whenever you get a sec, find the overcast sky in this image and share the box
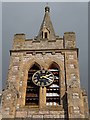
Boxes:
[1,0,89,2]
[2,2,89,105]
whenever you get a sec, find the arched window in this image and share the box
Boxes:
[25,63,41,106]
[46,62,60,106]
[45,32,47,38]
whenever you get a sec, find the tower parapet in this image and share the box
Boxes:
[14,33,26,40]
[64,32,76,48]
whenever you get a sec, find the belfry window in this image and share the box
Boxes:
[46,62,60,106]
[45,32,47,38]
[25,63,40,106]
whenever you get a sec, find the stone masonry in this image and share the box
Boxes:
[2,6,89,119]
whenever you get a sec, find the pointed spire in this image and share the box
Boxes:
[37,6,56,40]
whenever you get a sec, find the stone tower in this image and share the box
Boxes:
[2,6,89,119]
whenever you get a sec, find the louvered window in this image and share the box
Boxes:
[46,62,60,106]
[25,63,40,106]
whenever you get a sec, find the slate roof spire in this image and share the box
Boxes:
[37,6,56,40]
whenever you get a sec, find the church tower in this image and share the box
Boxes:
[2,6,89,119]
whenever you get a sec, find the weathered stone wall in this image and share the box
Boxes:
[82,89,89,118]
[8,51,65,106]
[15,110,65,118]
[2,32,89,119]
[65,50,86,118]
[64,32,76,48]
[12,34,64,50]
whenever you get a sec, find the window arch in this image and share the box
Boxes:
[46,62,60,106]
[49,62,60,70]
[25,63,41,106]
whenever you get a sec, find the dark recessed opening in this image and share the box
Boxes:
[45,32,47,38]
[25,63,40,106]
[42,31,43,38]
[46,62,60,106]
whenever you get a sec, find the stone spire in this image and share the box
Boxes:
[37,6,56,40]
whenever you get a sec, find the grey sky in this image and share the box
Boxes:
[1,0,89,2]
[2,2,88,105]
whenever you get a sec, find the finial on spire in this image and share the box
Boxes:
[45,4,50,13]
